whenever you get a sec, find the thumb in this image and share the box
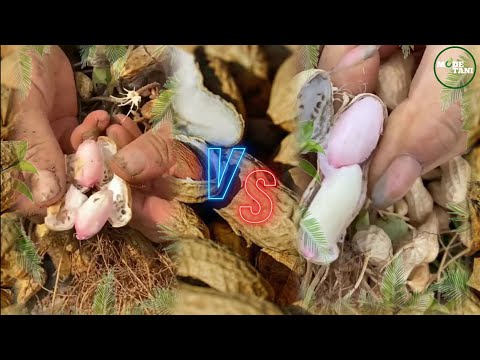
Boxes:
[368,46,468,209]
[11,109,67,214]
[108,121,177,184]
[109,121,203,190]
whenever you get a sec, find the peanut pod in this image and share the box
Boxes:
[352,225,393,267]
[375,50,415,111]
[124,46,245,147]
[215,153,301,254]
[175,237,273,301]
[174,282,283,315]
[299,91,388,265]
[404,177,434,225]
[428,156,471,209]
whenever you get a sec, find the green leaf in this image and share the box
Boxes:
[298,120,314,143]
[157,223,182,242]
[92,67,111,93]
[12,47,32,100]
[354,210,370,231]
[79,45,97,68]
[92,271,116,315]
[150,45,168,60]
[447,200,470,234]
[140,288,176,315]
[331,295,359,315]
[150,76,179,128]
[15,179,34,202]
[31,45,51,58]
[301,140,325,155]
[461,86,474,130]
[434,264,470,305]
[359,289,384,314]
[380,256,408,313]
[298,159,321,183]
[105,45,128,80]
[373,215,409,243]
[15,221,44,284]
[299,45,320,70]
[400,290,434,314]
[17,160,38,174]
[300,211,329,263]
[12,140,28,161]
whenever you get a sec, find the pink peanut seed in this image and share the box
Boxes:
[327,97,384,168]
[75,189,114,240]
[74,139,104,188]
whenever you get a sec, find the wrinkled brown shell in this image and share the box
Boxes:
[407,263,432,293]
[467,257,480,292]
[256,251,303,306]
[286,167,312,194]
[267,55,304,132]
[34,225,76,282]
[1,166,20,213]
[1,288,13,308]
[120,45,159,80]
[141,99,155,120]
[175,237,273,300]
[1,214,46,305]
[174,282,283,315]
[273,132,299,167]
[159,201,210,241]
[261,248,305,275]
[167,176,208,203]
[216,154,300,254]
[203,45,271,116]
[210,221,253,261]
[1,141,30,212]
[405,177,434,225]
[1,213,22,258]
[196,50,246,118]
[467,180,480,253]
[74,72,93,100]
[352,225,393,267]
[375,51,415,111]
[261,45,300,75]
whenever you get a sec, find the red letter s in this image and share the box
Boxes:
[239,170,277,224]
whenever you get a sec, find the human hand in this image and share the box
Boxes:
[96,114,203,241]
[318,45,468,209]
[3,46,78,218]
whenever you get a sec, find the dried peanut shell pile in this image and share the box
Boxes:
[1,45,479,315]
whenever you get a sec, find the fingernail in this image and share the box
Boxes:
[30,170,62,204]
[113,149,146,177]
[333,45,381,72]
[371,155,422,209]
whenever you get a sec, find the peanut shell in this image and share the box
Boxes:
[216,154,300,254]
[175,237,273,300]
[375,51,415,110]
[174,282,283,315]
[405,177,434,224]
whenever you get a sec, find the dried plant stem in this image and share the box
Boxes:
[442,248,471,271]
[121,257,151,295]
[303,265,329,309]
[437,233,459,283]
[377,209,410,222]
[300,261,313,298]
[51,253,63,314]
[344,255,370,299]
